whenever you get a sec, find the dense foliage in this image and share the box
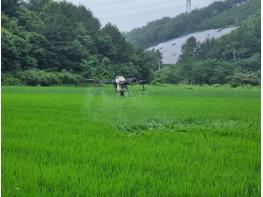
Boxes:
[2,0,161,85]
[155,9,260,86]
[125,0,258,48]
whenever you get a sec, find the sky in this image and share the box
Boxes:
[65,0,216,32]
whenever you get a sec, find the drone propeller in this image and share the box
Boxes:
[83,77,147,91]
[100,80,114,84]
[136,80,147,84]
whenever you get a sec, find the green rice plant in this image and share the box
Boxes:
[2,85,260,196]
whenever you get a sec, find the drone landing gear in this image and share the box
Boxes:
[142,84,145,91]
[114,83,131,97]
[126,86,131,96]
[119,87,130,97]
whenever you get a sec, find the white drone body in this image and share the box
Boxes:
[115,76,126,91]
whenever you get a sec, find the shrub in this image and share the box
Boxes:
[57,71,83,85]
[15,69,84,86]
[2,73,22,85]
[17,69,57,86]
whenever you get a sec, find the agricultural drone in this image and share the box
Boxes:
[85,76,146,96]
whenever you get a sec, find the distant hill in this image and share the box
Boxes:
[125,0,258,48]
[148,27,237,64]
[154,9,260,86]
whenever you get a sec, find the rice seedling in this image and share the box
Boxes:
[2,85,260,196]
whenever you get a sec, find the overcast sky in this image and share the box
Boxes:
[65,0,216,32]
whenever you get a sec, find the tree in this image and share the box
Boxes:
[2,0,19,16]
[26,0,51,12]
[179,36,200,63]
[100,23,130,63]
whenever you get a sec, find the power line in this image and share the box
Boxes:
[93,0,176,14]
[75,0,217,15]
[64,0,217,20]
[76,0,156,6]
[100,4,186,20]
[74,0,215,7]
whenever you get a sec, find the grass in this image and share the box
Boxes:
[2,85,260,196]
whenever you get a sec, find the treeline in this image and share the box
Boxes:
[2,0,161,86]
[155,12,261,86]
[125,0,258,48]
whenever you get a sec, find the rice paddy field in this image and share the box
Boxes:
[2,85,261,196]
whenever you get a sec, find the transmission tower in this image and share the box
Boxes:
[186,0,191,13]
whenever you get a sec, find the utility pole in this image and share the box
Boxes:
[186,0,191,13]
[233,49,236,66]
[157,49,162,71]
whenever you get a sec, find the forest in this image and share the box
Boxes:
[2,0,161,86]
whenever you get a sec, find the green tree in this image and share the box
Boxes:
[179,36,200,63]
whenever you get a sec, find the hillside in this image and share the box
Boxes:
[1,0,161,86]
[148,27,237,64]
[155,11,260,86]
[125,0,259,48]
